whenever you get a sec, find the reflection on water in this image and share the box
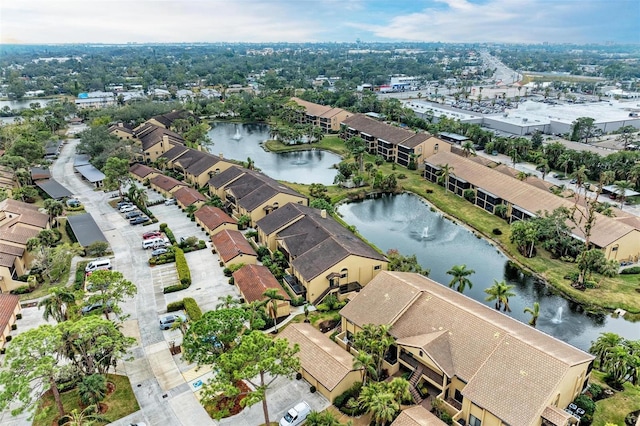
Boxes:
[205,122,341,185]
[337,192,640,351]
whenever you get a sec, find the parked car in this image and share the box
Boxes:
[125,210,142,219]
[81,301,112,315]
[279,402,311,426]
[67,198,81,208]
[143,231,163,239]
[164,198,177,206]
[85,258,112,272]
[151,248,168,257]
[130,216,149,225]
[159,314,187,330]
[116,199,131,208]
[120,205,135,213]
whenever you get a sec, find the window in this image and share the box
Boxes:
[469,415,481,426]
[434,143,439,153]
[454,389,463,403]
[611,245,618,252]
[374,265,381,270]
[340,268,348,278]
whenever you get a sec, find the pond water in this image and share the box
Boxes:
[204,122,341,185]
[0,98,55,111]
[337,192,640,351]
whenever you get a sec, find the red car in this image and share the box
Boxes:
[142,231,162,240]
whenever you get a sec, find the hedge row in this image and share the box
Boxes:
[167,300,185,312]
[159,223,177,245]
[175,247,191,285]
[183,297,202,321]
[149,252,176,266]
[620,266,640,275]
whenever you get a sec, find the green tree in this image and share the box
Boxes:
[78,374,107,407]
[84,270,137,320]
[589,333,623,370]
[85,241,110,257]
[446,264,475,293]
[353,324,394,380]
[263,288,286,333]
[43,198,64,227]
[570,117,598,144]
[615,125,638,149]
[484,280,516,312]
[524,302,540,327]
[183,308,248,365]
[386,249,429,276]
[12,185,39,203]
[576,249,606,286]
[613,180,633,209]
[216,295,240,310]
[358,381,403,426]
[7,139,45,164]
[461,141,476,157]
[306,410,342,426]
[509,219,539,258]
[60,404,109,426]
[345,137,366,173]
[38,287,76,323]
[242,299,268,331]
[0,324,66,419]
[203,331,300,425]
[436,163,454,192]
[353,351,377,385]
[102,157,131,198]
[59,316,135,376]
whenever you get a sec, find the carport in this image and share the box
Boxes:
[35,178,73,200]
[66,213,108,247]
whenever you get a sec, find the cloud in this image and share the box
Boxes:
[352,0,639,43]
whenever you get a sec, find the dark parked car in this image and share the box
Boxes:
[129,216,149,225]
[81,301,112,315]
[125,210,142,219]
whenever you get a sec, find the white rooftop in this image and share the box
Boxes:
[495,100,639,125]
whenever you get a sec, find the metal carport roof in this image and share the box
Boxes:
[66,213,108,247]
[35,179,73,200]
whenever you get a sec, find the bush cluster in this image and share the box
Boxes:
[621,266,640,275]
[75,261,89,290]
[166,300,185,312]
[159,223,177,245]
[148,251,176,266]
[183,297,202,321]
[10,285,32,295]
[334,382,365,416]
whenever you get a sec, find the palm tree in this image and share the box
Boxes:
[306,411,341,426]
[44,199,64,228]
[60,404,109,426]
[446,264,475,293]
[437,163,454,192]
[353,352,377,386]
[484,280,516,312]
[558,153,573,177]
[243,299,268,330]
[263,288,285,333]
[516,171,531,181]
[359,386,399,426]
[603,345,630,386]
[523,302,540,327]
[78,374,107,407]
[589,332,623,369]
[38,287,76,323]
[216,295,240,310]
[386,377,412,404]
[613,180,633,209]
[461,141,476,157]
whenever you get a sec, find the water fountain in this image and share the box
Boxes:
[232,125,242,140]
[421,227,429,239]
[551,306,563,324]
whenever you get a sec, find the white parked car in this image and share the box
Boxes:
[279,401,310,426]
[120,205,135,213]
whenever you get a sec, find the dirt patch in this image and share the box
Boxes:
[204,380,250,419]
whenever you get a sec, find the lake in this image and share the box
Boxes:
[205,122,341,185]
[337,192,640,351]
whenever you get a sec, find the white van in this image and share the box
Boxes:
[142,237,168,249]
[279,401,310,426]
[85,258,112,273]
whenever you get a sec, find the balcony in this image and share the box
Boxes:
[283,275,306,297]
[399,351,444,386]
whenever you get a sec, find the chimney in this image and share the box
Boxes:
[219,153,224,159]
[320,209,327,219]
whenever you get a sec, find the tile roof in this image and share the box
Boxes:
[290,97,337,117]
[342,114,427,146]
[185,153,226,177]
[173,186,206,207]
[222,168,306,211]
[258,203,385,281]
[137,125,184,151]
[129,163,159,178]
[0,199,49,229]
[278,323,357,391]
[160,145,190,162]
[426,151,638,248]
[391,406,447,426]
[30,166,51,181]
[173,148,211,170]
[0,294,20,332]
[211,229,256,263]
[232,264,288,303]
[194,205,237,231]
[340,271,593,426]
[541,405,575,426]
[207,166,245,188]
[150,174,185,192]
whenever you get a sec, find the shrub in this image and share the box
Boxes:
[163,283,188,294]
[167,301,185,312]
[256,245,270,259]
[75,261,89,290]
[316,303,330,312]
[163,227,177,245]
[397,173,407,179]
[159,223,167,231]
[309,385,316,393]
[574,394,596,417]
[223,263,245,277]
[148,257,157,266]
[10,285,31,295]
[621,266,640,275]
[183,297,202,321]
[492,228,503,235]
[175,247,191,286]
[587,383,603,400]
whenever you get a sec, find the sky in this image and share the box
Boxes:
[1,0,639,45]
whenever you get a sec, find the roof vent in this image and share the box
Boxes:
[320,209,327,219]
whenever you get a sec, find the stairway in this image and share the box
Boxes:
[408,366,424,404]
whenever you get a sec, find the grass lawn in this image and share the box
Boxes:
[33,374,139,426]
[288,310,342,329]
[263,136,350,157]
[590,371,640,426]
